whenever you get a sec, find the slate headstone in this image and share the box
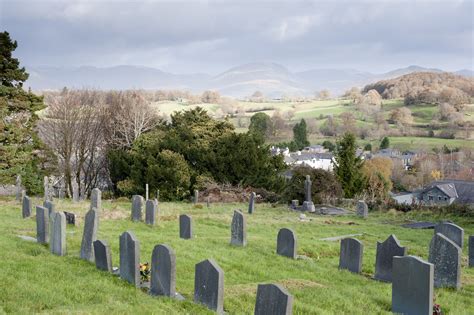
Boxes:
[428,233,461,289]
[194,189,199,204]
[356,200,368,218]
[277,228,297,259]
[51,212,66,256]
[131,195,144,221]
[36,206,49,244]
[291,200,299,209]
[119,231,140,287]
[145,183,149,200]
[63,211,76,225]
[90,188,101,211]
[248,192,256,214]
[230,210,247,246]
[43,200,55,217]
[15,175,22,201]
[80,208,99,262]
[255,283,293,315]
[392,255,433,315]
[374,234,407,282]
[93,239,112,272]
[339,238,363,273]
[22,195,31,218]
[43,176,49,201]
[150,244,176,297]
[72,180,79,202]
[145,199,157,225]
[434,222,464,249]
[469,235,474,268]
[194,259,224,314]
[179,214,192,239]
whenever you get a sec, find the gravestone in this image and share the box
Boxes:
[230,210,247,246]
[428,233,461,289]
[80,208,99,262]
[392,255,433,315]
[145,199,157,225]
[63,211,76,225]
[194,259,224,314]
[374,234,407,282]
[255,283,293,315]
[145,184,149,200]
[93,239,112,272]
[356,200,368,218]
[90,188,101,211]
[179,214,192,239]
[36,206,49,244]
[43,176,50,201]
[291,200,298,209]
[207,196,210,208]
[72,180,79,202]
[434,222,464,249]
[277,228,297,259]
[469,236,474,268]
[248,192,256,214]
[339,238,363,273]
[119,231,140,287]
[43,200,55,217]
[150,244,176,297]
[15,175,22,201]
[194,189,199,204]
[131,195,144,221]
[22,195,31,218]
[51,212,66,256]
[302,175,316,212]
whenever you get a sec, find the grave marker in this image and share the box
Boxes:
[255,283,293,315]
[145,199,157,225]
[36,206,49,244]
[51,212,66,256]
[179,214,192,239]
[374,234,407,282]
[150,244,176,297]
[230,210,247,246]
[90,188,101,211]
[119,231,140,287]
[339,238,363,273]
[356,200,368,218]
[428,233,461,289]
[194,259,224,314]
[277,228,297,259]
[22,195,31,218]
[80,208,99,262]
[131,195,144,221]
[93,240,112,272]
[434,222,464,249]
[248,192,256,214]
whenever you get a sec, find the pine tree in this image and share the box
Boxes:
[293,119,310,149]
[380,137,390,149]
[0,31,29,87]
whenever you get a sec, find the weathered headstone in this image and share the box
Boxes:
[374,234,407,282]
[145,199,157,225]
[131,195,144,221]
[63,211,76,225]
[356,200,368,218]
[119,231,140,287]
[80,208,99,262]
[22,195,31,218]
[71,180,79,202]
[230,210,247,246]
[302,175,316,212]
[15,174,22,201]
[194,259,224,314]
[255,283,293,315]
[428,233,461,289]
[43,200,55,217]
[179,214,192,239]
[291,200,299,209]
[36,206,49,244]
[43,176,49,201]
[194,189,199,204]
[93,239,112,272]
[469,235,474,268]
[248,192,256,214]
[145,184,149,201]
[51,212,66,256]
[277,228,297,259]
[392,255,433,315]
[150,244,176,297]
[90,188,101,211]
[339,238,363,273]
[434,222,464,249]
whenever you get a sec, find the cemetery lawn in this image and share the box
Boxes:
[0,197,473,314]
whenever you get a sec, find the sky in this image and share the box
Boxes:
[1,0,473,74]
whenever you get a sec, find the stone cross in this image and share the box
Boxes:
[194,189,199,204]
[145,184,149,201]
[90,188,101,211]
[255,283,293,315]
[248,192,256,214]
[304,175,312,202]
[80,208,99,262]
[72,180,79,203]
[22,195,32,218]
[374,234,407,282]
[469,236,474,268]
[339,238,363,273]
[93,240,112,272]
[179,214,193,239]
[277,228,297,259]
[43,200,55,217]
[428,233,461,289]
[119,231,140,287]
[392,255,433,315]
[356,201,368,218]
[15,174,22,201]
[145,199,157,225]
[194,259,224,314]
[131,195,144,221]
[230,210,247,246]
[36,206,49,244]
[150,244,176,297]
[51,212,66,256]
[434,222,464,249]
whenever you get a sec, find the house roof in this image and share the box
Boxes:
[426,180,474,204]
[289,152,333,162]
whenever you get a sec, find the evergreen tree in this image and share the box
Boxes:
[248,112,272,140]
[380,136,390,149]
[293,119,310,149]
[0,31,29,87]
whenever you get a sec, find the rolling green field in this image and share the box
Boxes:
[1,197,473,314]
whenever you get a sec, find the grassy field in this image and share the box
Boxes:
[1,197,473,314]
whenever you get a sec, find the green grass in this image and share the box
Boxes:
[0,197,473,314]
[385,136,474,150]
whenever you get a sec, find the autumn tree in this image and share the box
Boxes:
[201,90,220,103]
[389,107,413,126]
[343,87,362,103]
[356,89,382,116]
[362,157,393,201]
[318,89,331,100]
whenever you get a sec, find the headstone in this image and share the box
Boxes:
[156,189,160,201]
[428,233,461,289]
[302,201,316,212]
[43,176,49,200]
[51,212,66,256]
[22,195,31,218]
[119,231,140,287]
[194,259,224,314]
[63,211,76,225]
[356,200,368,218]
[230,210,246,246]
[179,214,192,239]
[90,188,101,211]
[277,228,297,259]
[145,199,157,225]
[150,244,176,297]
[15,174,22,201]
[304,175,312,202]
[206,196,210,208]
[434,222,464,249]
[131,195,144,221]
[392,256,433,315]
[248,192,256,214]
[255,283,293,315]
[80,208,99,262]
[374,234,407,282]
[43,200,55,217]
[145,184,149,201]
[72,180,79,202]
[93,240,112,272]
[36,206,49,244]
[194,189,199,204]
[291,200,298,209]
[339,238,363,273]
[469,236,474,268]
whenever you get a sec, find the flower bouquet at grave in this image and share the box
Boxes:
[139,262,151,282]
